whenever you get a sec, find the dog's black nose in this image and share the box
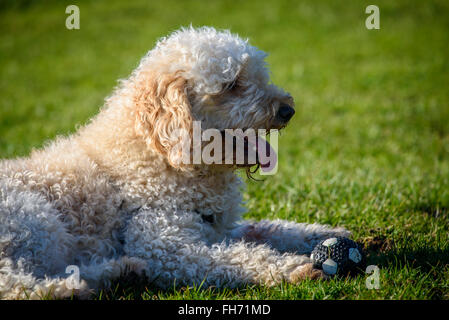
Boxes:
[277,103,295,122]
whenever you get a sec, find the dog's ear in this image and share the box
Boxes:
[134,70,193,170]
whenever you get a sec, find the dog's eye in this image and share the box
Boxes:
[226,80,238,91]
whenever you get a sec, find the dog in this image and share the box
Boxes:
[0,26,349,299]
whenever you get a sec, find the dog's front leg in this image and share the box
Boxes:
[230,219,350,255]
[123,209,326,288]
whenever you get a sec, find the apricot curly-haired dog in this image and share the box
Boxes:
[0,27,349,299]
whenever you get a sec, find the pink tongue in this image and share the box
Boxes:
[249,135,277,173]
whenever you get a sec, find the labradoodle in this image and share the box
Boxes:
[0,26,349,299]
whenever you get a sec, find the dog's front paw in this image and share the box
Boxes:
[289,263,328,283]
[332,227,351,238]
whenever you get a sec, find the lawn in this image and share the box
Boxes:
[1,0,448,299]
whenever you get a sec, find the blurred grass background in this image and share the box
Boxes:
[1,0,449,299]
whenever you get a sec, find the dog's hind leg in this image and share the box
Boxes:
[230,219,351,254]
[76,256,147,292]
[0,185,84,299]
[0,257,93,299]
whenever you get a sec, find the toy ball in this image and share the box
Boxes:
[311,237,366,276]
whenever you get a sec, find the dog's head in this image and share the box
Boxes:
[132,26,294,172]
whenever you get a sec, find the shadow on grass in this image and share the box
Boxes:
[413,203,449,219]
[94,272,239,300]
[367,247,449,273]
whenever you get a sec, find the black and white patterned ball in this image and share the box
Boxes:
[311,237,366,276]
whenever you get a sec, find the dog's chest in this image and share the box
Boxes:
[121,171,244,224]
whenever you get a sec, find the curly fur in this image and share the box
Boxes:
[0,26,349,299]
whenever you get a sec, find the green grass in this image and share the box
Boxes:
[1,0,449,299]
